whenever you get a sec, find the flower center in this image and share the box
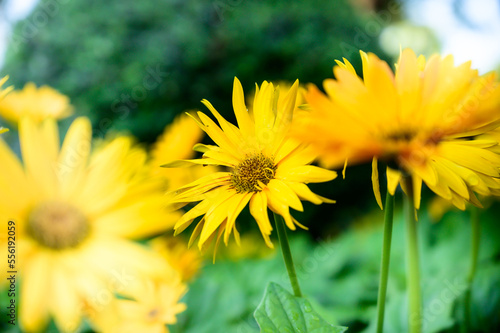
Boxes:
[148,308,160,321]
[385,129,417,142]
[27,201,90,249]
[230,153,276,193]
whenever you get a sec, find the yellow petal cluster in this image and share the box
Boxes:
[165,78,336,252]
[294,49,500,210]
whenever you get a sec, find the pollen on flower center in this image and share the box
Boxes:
[230,153,276,193]
[27,201,90,249]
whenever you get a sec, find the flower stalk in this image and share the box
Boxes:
[376,190,395,333]
[273,212,302,297]
[463,206,481,332]
[403,175,422,333]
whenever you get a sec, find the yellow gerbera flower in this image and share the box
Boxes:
[0,82,73,124]
[0,117,181,332]
[150,113,218,191]
[165,78,337,250]
[92,277,187,333]
[294,49,500,210]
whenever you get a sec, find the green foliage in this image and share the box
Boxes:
[2,0,388,143]
[254,282,348,333]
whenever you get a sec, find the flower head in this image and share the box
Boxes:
[0,82,72,124]
[165,78,336,251]
[0,117,181,332]
[294,49,500,210]
[92,278,187,333]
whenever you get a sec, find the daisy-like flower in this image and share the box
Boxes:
[294,49,500,210]
[150,113,218,191]
[0,82,73,124]
[165,78,337,251]
[0,117,181,332]
[92,278,187,333]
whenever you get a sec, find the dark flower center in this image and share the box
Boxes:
[230,153,276,193]
[27,201,90,249]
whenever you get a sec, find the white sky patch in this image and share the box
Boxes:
[4,0,40,21]
[0,0,39,67]
[404,0,500,73]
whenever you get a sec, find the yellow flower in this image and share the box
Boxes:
[0,117,181,332]
[93,278,187,333]
[0,127,7,134]
[150,236,202,281]
[294,49,500,210]
[165,78,337,251]
[0,82,73,124]
[150,113,218,191]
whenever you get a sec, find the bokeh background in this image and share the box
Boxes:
[1,0,500,332]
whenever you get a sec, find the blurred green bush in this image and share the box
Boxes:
[2,0,390,142]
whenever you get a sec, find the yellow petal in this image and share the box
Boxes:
[49,263,82,332]
[198,190,234,247]
[287,182,324,205]
[58,117,92,197]
[249,191,274,248]
[265,189,295,230]
[267,179,304,212]
[232,77,254,137]
[19,117,58,198]
[224,193,253,244]
[386,167,401,195]
[372,157,383,210]
[20,252,51,332]
[197,111,242,160]
[277,165,337,183]
[412,175,422,210]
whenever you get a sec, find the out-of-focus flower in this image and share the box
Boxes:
[164,78,336,252]
[93,278,187,333]
[0,127,7,134]
[0,82,73,124]
[150,236,202,281]
[0,117,181,332]
[150,113,217,191]
[294,49,500,210]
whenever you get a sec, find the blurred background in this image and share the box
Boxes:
[0,0,499,332]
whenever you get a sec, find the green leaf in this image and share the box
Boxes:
[254,282,348,333]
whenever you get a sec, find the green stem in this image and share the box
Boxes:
[376,190,395,333]
[464,206,480,332]
[273,212,302,297]
[403,176,422,333]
